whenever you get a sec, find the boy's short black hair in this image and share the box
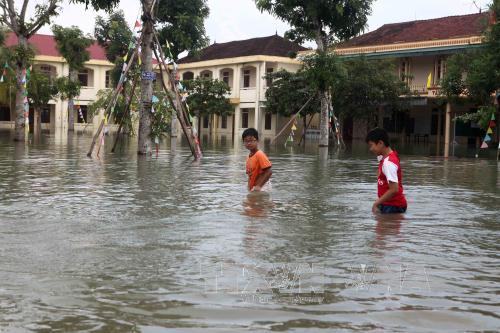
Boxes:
[366,128,390,147]
[242,128,259,140]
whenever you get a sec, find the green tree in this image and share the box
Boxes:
[264,69,320,118]
[94,10,134,86]
[72,0,210,154]
[333,57,409,125]
[52,25,92,131]
[0,0,60,141]
[256,0,374,146]
[69,0,119,11]
[183,77,232,135]
[156,0,210,61]
[442,0,499,141]
[27,69,59,133]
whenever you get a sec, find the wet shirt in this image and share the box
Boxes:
[246,150,272,190]
[378,151,407,208]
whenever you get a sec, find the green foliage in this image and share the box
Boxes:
[441,0,499,127]
[264,69,320,116]
[94,10,136,88]
[95,10,133,63]
[1,43,36,70]
[265,55,408,121]
[27,69,59,109]
[455,105,496,130]
[150,91,174,140]
[183,77,232,116]
[70,0,120,11]
[55,76,81,100]
[52,25,92,71]
[255,0,373,46]
[156,0,210,61]
[333,57,410,119]
[440,54,468,99]
[301,52,345,92]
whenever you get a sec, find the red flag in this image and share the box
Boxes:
[489,120,496,128]
[135,20,141,28]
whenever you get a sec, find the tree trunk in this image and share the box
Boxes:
[138,0,154,155]
[14,36,28,142]
[444,102,452,158]
[314,28,330,147]
[209,114,213,136]
[319,90,330,147]
[303,115,307,144]
[436,108,442,156]
[34,106,42,134]
[68,70,77,131]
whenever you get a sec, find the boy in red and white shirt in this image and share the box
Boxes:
[366,128,407,214]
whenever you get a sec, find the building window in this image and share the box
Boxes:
[221,115,227,129]
[105,71,112,88]
[0,106,10,121]
[222,71,230,85]
[241,109,249,128]
[266,68,273,87]
[243,70,251,88]
[183,71,194,80]
[435,58,446,84]
[399,59,410,82]
[77,105,88,123]
[39,65,55,82]
[154,73,164,90]
[201,71,211,79]
[41,107,51,123]
[264,112,272,130]
[78,69,89,87]
[203,116,209,128]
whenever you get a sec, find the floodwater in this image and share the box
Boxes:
[0,130,499,332]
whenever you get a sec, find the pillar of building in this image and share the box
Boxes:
[444,102,452,158]
[254,62,261,132]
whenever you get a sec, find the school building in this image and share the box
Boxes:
[333,12,491,155]
[176,34,306,140]
[178,12,492,153]
[1,12,493,154]
[0,33,116,133]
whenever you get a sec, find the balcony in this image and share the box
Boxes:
[240,88,257,103]
[408,83,442,97]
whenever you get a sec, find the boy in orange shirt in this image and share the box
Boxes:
[242,128,272,192]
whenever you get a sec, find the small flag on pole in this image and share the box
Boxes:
[426,71,433,88]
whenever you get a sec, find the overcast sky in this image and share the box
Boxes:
[29,0,491,48]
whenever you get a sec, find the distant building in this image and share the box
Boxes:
[177,35,307,140]
[1,33,114,132]
[333,12,489,150]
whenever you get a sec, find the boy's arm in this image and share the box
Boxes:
[372,181,398,212]
[373,159,400,212]
[252,167,272,191]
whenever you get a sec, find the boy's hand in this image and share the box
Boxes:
[372,202,380,214]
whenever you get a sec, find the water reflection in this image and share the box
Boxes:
[242,191,273,218]
[373,212,405,250]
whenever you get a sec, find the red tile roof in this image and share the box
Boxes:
[178,35,308,64]
[341,12,489,48]
[5,32,108,61]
